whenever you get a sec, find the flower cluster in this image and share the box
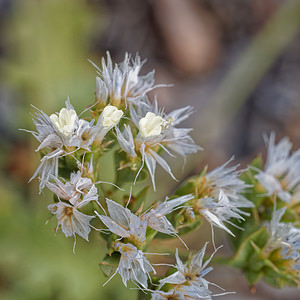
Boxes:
[227,133,300,288]
[96,195,193,288]
[267,208,300,272]
[28,100,123,191]
[26,52,300,299]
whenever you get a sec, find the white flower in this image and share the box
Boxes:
[145,194,194,235]
[116,96,201,189]
[50,107,77,137]
[255,133,300,203]
[94,105,124,142]
[100,105,124,128]
[96,199,147,245]
[139,112,165,138]
[48,201,94,241]
[112,241,155,288]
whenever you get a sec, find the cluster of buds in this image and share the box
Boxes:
[26,52,300,299]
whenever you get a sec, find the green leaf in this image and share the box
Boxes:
[230,226,269,269]
[247,271,262,285]
[176,218,202,236]
[175,177,197,196]
[100,232,118,254]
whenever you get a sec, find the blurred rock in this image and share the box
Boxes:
[151,0,221,75]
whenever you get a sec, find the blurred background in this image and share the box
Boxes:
[1,0,300,299]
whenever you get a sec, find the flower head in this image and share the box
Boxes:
[204,157,253,208]
[27,99,99,190]
[262,207,300,284]
[267,208,300,262]
[46,162,99,246]
[194,190,248,236]
[159,244,214,289]
[157,244,226,299]
[152,287,212,300]
[96,199,147,246]
[92,52,159,107]
[117,96,201,189]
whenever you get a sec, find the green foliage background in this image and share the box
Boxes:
[0,1,135,299]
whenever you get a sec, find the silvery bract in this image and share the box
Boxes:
[45,170,98,206]
[92,52,160,106]
[96,199,147,245]
[157,244,223,299]
[195,190,248,236]
[113,241,155,288]
[145,194,194,235]
[205,157,253,208]
[48,201,94,241]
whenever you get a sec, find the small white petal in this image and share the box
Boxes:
[139,112,165,138]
